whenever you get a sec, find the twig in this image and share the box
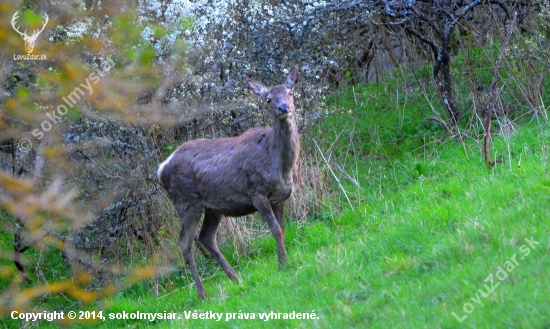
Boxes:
[313,138,354,211]
[484,11,518,168]
[336,164,361,189]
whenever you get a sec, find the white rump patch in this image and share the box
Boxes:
[157,151,176,181]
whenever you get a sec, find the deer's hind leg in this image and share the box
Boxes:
[198,208,240,282]
[176,203,207,299]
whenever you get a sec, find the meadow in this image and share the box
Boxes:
[3,77,548,328]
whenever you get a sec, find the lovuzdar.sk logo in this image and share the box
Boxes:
[11,10,48,60]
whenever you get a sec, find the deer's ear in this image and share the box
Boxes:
[247,79,269,98]
[285,66,299,89]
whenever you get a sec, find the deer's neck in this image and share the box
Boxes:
[271,116,300,174]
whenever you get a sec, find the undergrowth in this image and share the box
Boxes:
[2,72,549,328]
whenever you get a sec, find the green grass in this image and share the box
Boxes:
[3,82,550,328]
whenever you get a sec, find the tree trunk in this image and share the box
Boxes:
[433,37,461,125]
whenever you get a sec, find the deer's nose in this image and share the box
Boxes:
[278,104,288,114]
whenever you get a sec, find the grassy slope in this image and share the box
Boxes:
[4,83,550,328]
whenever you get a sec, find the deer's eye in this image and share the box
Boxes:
[266,98,271,103]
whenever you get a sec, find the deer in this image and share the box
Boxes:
[158,66,300,299]
[11,11,49,54]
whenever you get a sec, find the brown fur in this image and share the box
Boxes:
[158,66,300,299]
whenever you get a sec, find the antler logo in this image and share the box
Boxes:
[11,11,49,54]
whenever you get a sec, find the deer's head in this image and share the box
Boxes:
[248,66,299,120]
[11,11,49,54]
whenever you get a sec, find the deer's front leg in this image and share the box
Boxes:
[252,195,287,265]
